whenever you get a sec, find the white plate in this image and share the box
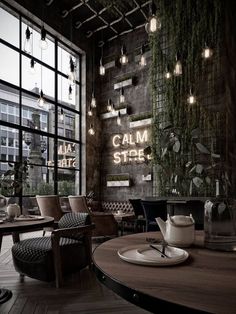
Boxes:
[14,215,45,221]
[118,244,189,266]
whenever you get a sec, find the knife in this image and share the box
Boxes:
[149,244,170,258]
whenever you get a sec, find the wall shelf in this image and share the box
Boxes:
[101,107,128,120]
[130,118,152,128]
[114,77,133,90]
[107,180,130,187]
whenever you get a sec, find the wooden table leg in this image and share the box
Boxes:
[12,232,20,243]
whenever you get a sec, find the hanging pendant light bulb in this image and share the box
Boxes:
[145,0,161,34]
[187,89,197,104]
[117,110,121,126]
[174,55,182,76]
[88,105,93,116]
[68,84,73,100]
[119,45,128,65]
[39,25,48,50]
[164,65,172,79]
[139,45,147,67]
[99,58,105,76]
[68,56,76,85]
[88,124,95,135]
[107,98,112,112]
[119,87,125,104]
[59,108,64,122]
[37,90,45,108]
[91,92,96,108]
[24,26,32,54]
[29,57,36,74]
[202,43,213,59]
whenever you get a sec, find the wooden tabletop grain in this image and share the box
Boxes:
[93,231,236,314]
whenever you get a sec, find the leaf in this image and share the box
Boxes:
[185,161,192,168]
[173,140,180,153]
[195,164,203,174]
[211,153,221,159]
[189,165,196,173]
[189,180,193,195]
[193,177,203,188]
[191,128,201,138]
[195,143,210,154]
[205,176,211,185]
[3,170,14,177]
[174,175,178,183]
[161,147,168,158]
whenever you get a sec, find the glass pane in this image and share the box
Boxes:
[57,140,80,170]
[0,85,20,123]
[23,165,55,196]
[0,44,19,85]
[21,95,54,133]
[0,6,19,47]
[58,45,80,81]
[22,55,55,98]
[58,74,79,107]
[21,21,55,67]
[58,169,80,196]
[58,106,80,141]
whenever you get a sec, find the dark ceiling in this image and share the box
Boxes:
[45,0,151,46]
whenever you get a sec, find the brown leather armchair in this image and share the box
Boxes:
[68,196,118,238]
[12,212,94,288]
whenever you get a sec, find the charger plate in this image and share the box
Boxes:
[14,215,44,222]
[118,244,188,266]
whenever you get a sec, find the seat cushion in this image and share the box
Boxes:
[12,236,87,282]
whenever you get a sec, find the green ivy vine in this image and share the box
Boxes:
[149,0,227,197]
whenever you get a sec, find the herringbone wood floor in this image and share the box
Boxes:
[0,232,150,314]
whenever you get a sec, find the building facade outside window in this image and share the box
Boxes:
[0,3,82,209]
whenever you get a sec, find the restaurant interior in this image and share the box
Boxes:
[0,0,236,313]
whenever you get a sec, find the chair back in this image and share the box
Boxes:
[141,200,167,231]
[129,199,144,217]
[36,195,63,221]
[68,195,91,214]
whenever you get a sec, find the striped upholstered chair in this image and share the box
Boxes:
[11,212,94,287]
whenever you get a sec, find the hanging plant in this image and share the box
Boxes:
[149,0,226,197]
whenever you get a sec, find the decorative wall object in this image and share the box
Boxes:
[149,0,231,197]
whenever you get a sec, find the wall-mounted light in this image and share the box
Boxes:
[29,57,36,75]
[145,0,161,34]
[107,98,112,112]
[117,111,121,126]
[119,45,128,65]
[37,90,45,108]
[88,124,95,135]
[68,84,72,100]
[91,91,96,108]
[39,25,48,50]
[88,105,93,116]
[24,26,32,54]
[119,87,125,104]
[139,45,147,67]
[202,44,213,59]
[164,65,172,79]
[187,89,197,104]
[99,58,105,76]
[173,55,182,76]
[68,56,75,84]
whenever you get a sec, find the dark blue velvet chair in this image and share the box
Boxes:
[141,200,167,232]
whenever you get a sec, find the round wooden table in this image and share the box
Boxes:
[93,231,236,314]
[0,216,54,304]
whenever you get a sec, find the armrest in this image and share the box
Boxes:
[51,223,95,288]
[51,223,95,240]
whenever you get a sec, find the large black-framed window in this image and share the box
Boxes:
[0,2,82,206]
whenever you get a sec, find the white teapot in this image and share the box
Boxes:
[7,203,21,218]
[156,214,195,247]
